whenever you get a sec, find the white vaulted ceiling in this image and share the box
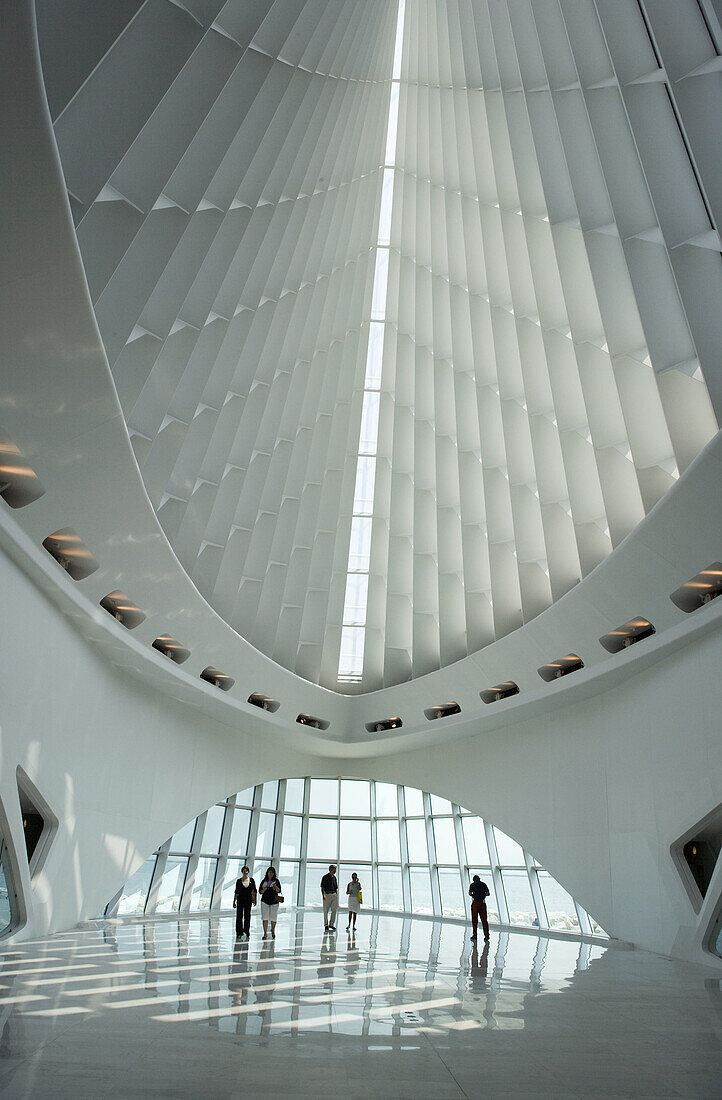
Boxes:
[37,0,720,693]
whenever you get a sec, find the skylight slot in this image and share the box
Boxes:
[0,430,45,509]
[200,666,234,691]
[424,702,461,721]
[537,654,584,682]
[100,591,146,630]
[337,0,406,686]
[296,713,330,731]
[248,693,280,713]
[480,682,520,704]
[365,717,403,733]
[152,634,190,664]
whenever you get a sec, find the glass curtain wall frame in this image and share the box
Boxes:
[108,778,602,937]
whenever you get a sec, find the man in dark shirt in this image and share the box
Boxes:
[469,874,490,941]
[321,864,338,931]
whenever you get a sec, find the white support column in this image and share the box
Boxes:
[180,809,206,912]
[452,802,468,909]
[370,781,380,909]
[398,784,411,913]
[296,778,311,906]
[246,786,262,877]
[272,779,286,871]
[485,821,509,925]
[423,791,442,916]
[145,839,171,915]
[576,901,593,936]
[525,850,548,931]
[211,797,234,911]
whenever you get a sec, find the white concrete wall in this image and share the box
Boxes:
[2,536,721,967]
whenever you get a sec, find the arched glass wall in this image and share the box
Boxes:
[109,778,604,936]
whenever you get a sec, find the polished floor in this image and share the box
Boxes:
[0,911,719,1098]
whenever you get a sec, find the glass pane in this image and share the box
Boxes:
[438,868,464,917]
[404,787,424,816]
[377,866,403,911]
[432,817,458,863]
[377,168,394,248]
[155,856,188,913]
[236,787,255,807]
[255,812,276,859]
[341,779,370,816]
[189,857,217,911]
[281,815,302,859]
[371,247,390,320]
[469,869,499,923]
[199,805,225,853]
[374,782,398,816]
[309,779,339,816]
[169,818,195,853]
[279,861,300,906]
[338,626,365,681]
[376,819,400,862]
[348,516,372,571]
[340,819,371,862]
[538,871,580,931]
[409,868,433,914]
[228,808,251,858]
[364,322,386,388]
[430,794,453,815]
[406,819,428,863]
[494,827,525,866]
[501,869,536,926]
[220,858,243,908]
[359,391,381,455]
[307,817,338,861]
[304,863,330,906]
[261,781,278,811]
[353,455,376,515]
[116,856,156,916]
[285,778,305,814]
[462,816,490,866]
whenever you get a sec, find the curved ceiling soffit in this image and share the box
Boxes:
[35,0,721,695]
[2,0,721,748]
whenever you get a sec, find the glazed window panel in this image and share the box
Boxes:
[199,805,225,854]
[281,814,302,859]
[339,818,371,862]
[494,827,525,867]
[404,787,424,816]
[406,818,428,863]
[340,779,370,816]
[155,856,188,913]
[221,858,244,908]
[377,866,403,911]
[309,779,339,816]
[432,817,458,864]
[285,778,305,814]
[376,818,401,862]
[462,816,490,866]
[438,868,465,917]
[228,808,251,858]
[116,856,156,916]
[501,869,537,926]
[538,871,580,931]
[409,867,433,914]
[307,817,338,861]
[190,857,217,911]
[374,782,398,816]
[255,812,276,860]
[169,819,195,854]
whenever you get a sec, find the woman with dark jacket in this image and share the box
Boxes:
[259,866,282,939]
[233,866,257,939]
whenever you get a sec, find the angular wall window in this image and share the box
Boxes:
[538,871,580,931]
[377,866,403,911]
[502,869,536,926]
[221,859,244,909]
[199,805,225,854]
[281,815,302,859]
[376,819,401,862]
[228,809,251,858]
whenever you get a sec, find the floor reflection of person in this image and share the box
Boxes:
[469,940,490,994]
[233,866,257,940]
[469,874,490,941]
[345,872,362,933]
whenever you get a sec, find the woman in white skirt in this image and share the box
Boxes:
[346,872,362,932]
[259,866,282,939]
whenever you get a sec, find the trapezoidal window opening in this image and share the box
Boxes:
[0,428,45,508]
[248,693,280,713]
[599,617,655,654]
[424,702,461,721]
[200,666,234,691]
[100,591,146,629]
[152,634,190,664]
[537,654,584,682]
[16,767,58,883]
[671,802,722,917]
[480,682,519,704]
[296,713,330,731]
[364,716,403,733]
[42,528,99,581]
[670,563,722,613]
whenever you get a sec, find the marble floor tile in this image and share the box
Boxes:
[0,911,719,1098]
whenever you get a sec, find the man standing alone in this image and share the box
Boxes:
[469,874,490,941]
[321,864,339,931]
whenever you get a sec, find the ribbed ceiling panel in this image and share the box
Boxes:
[43,0,720,693]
